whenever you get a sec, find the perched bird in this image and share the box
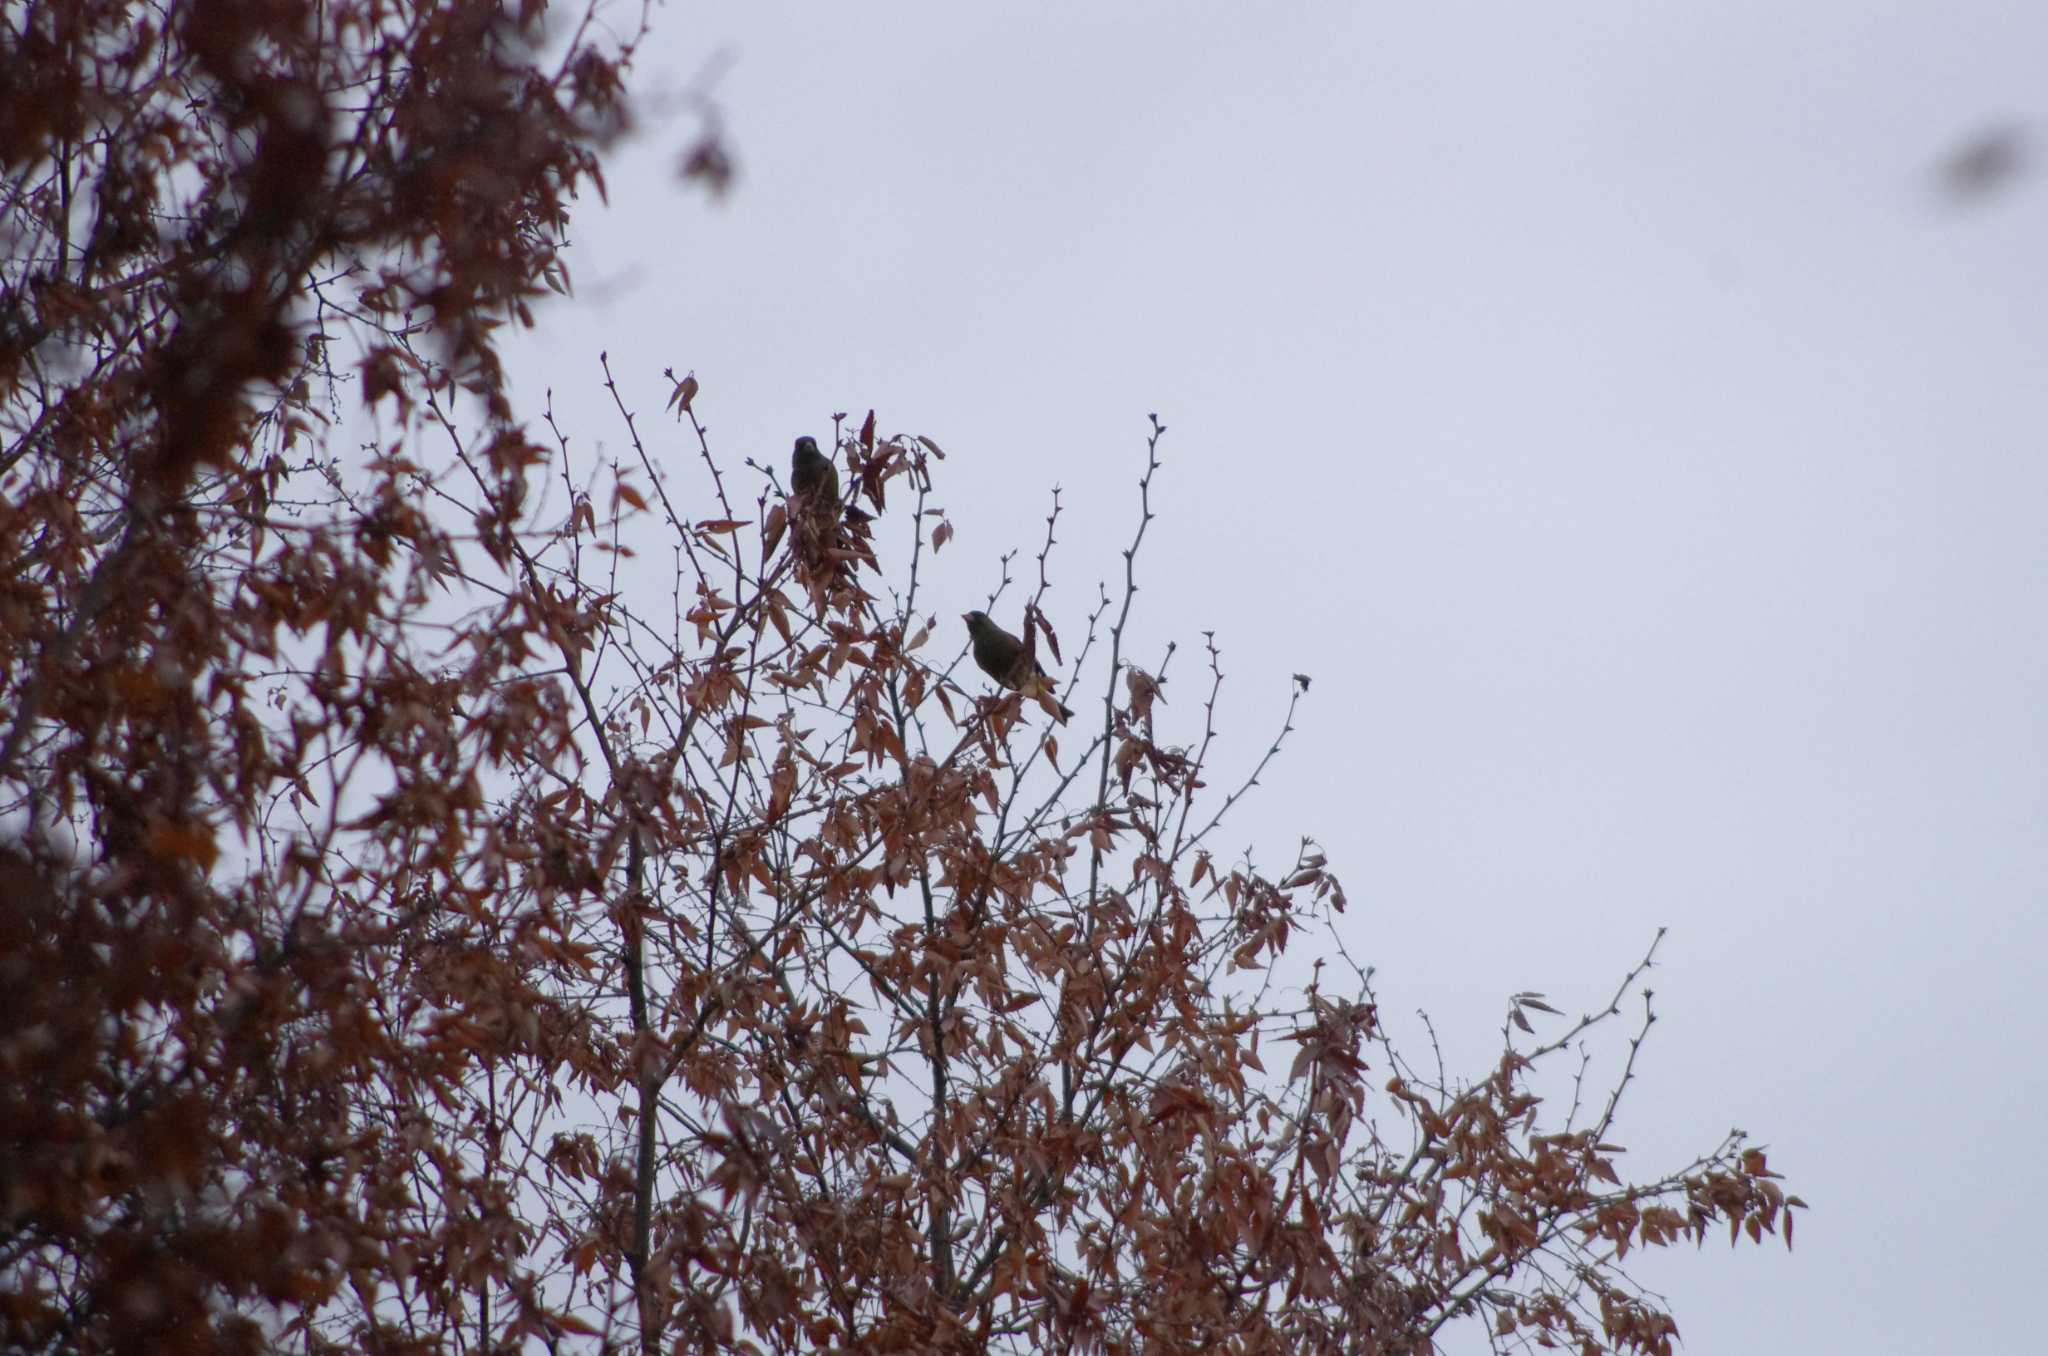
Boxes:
[962,610,1072,724]
[790,436,838,510]
[787,435,847,593]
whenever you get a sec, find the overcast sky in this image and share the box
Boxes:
[505,3,2048,1348]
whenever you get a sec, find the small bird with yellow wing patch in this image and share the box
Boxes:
[962,610,1073,724]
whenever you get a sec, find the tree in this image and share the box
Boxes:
[0,4,1799,1353]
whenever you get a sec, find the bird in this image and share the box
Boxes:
[790,436,838,510]
[788,435,847,589]
[962,610,1072,724]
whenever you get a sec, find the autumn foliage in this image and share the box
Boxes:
[0,3,1800,1353]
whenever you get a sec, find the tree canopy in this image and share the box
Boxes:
[0,2,1799,1352]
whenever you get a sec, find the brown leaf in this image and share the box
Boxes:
[1033,608,1062,665]
[668,370,700,412]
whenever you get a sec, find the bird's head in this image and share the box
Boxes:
[961,610,992,637]
[793,436,820,458]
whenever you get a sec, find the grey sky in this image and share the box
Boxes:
[506,3,2048,1349]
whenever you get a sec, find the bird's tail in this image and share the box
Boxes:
[1015,673,1072,725]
